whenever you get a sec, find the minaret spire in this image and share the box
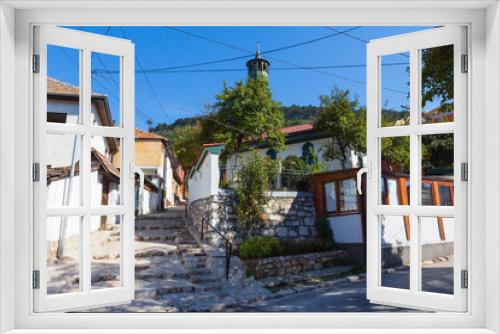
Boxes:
[246,42,270,80]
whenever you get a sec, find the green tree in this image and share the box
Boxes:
[234,151,278,238]
[315,88,364,168]
[211,78,285,155]
[421,45,454,113]
[165,124,204,169]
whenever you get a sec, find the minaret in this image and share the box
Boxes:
[246,43,270,80]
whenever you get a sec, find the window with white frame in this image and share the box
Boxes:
[3,3,496,332]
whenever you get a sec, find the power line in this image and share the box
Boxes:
[93,62,408,75]
[323,26,410,58]
[167,26,362,56]
[118,27,172,124]
[164,27,407,95]
[91,26,363,75]
[59,44,150,123]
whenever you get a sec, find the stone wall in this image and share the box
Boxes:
[243,250,349,279]
[188,190,317,247]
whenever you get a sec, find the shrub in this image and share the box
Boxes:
[280,238,336,255]
[316,217,335,244]
[239,236,283,259]
[234,151,278,238]
[238,236,338,259]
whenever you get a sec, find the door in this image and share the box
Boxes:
[33,26,135,312]
[366,26,467,311]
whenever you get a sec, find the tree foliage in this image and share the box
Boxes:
[234,151,278,238]
[210,78,285,155]
[421,45,454,112]
[315,88,365,168]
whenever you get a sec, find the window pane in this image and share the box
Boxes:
[46,133,82,207]
[91,52,121,127]
[339,178,358,212]
[380,53,410,127]
[381,136,410,205]
[91,136,122,206]
[47,45,80,125]
[380,215,410,290]
[439,185,453,206]
[422,182,433,205]
[324,181,336,212]
[91,215,121,289]
[421,133,454,206]
[420,216,454,294]
[421,45,454,124]
[47,216,81,295]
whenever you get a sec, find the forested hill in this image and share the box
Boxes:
[149,105,409,134]
[149,105,322,134]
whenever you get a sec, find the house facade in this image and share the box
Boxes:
[226,123,363,177]
[46,78,122,247]
[113,128,184,212]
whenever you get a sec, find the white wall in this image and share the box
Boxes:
[327,213,454,247]
[139,186,161,215]
[164,153,174,205]
[227,137,362,177]
[46,171,123,241]
[187,152,221,203]
[47,100,111,163]
[327,214,364,243]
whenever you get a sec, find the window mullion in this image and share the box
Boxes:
[81,48,92,294]
[409,47,420,293]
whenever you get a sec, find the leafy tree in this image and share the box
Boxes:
[234,151,278,238]
[315,88,364,169]
[421,45,454,113]
[211,78,285,155]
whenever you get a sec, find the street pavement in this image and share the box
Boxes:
[227,263,453,312]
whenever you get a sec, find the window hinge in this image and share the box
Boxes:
[461,54,468,73]
[32,270,40,289]
[461,269,468,289]
[32,54,40,73]
[461,162,468,182]
[32,163,40,182]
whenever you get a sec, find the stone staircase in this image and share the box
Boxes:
[130,206,223,302]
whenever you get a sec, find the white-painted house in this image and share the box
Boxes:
[46,78,122,243]
[225,123,364,184]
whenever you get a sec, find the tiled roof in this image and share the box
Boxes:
[47,78,104,97]
[188,143,226,177]
[244,122,316,144]
[135,128,166,140]
[91,148,120,179]
[47,78,80,95]
[281,123,315,135]
[47,149,119,182]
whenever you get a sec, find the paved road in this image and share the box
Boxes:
[227,265,453,312]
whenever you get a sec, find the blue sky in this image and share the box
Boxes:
[48,26,428,129]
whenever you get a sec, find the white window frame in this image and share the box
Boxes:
[366,26,467,312]
[0,1,498,333]
[33,26,136,312]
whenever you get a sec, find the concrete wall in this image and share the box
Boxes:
[187,152,221,203]
[46,170,121,241]
[327,214,364,243]
[227,137,363,175]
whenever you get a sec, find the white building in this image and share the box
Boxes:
[46,78,122,243]
[225,123,364,183]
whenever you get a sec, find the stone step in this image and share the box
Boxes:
[177,244,204,252]
[135,284,195,298]
[190,274,219,284]
[135,248,178,258]
[188,268,211,276]
[135,222,186,229]
[194,281,222,292]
